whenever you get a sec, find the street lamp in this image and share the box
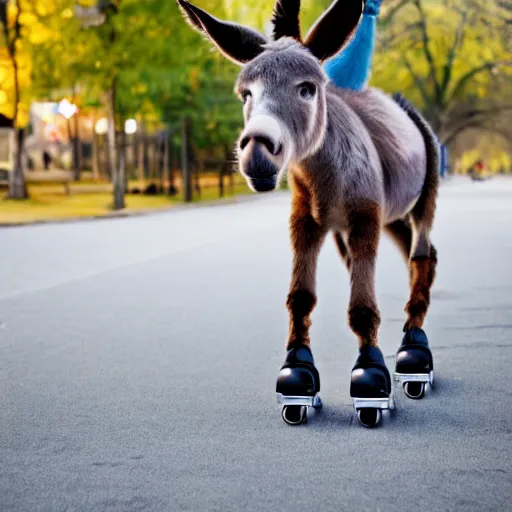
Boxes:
[124,119,137,135]
[57,99,80,175]
[58,99,78,120]
[95,117,108,135]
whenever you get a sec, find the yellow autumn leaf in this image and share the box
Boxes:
[17,103,29,128]
[190,67,200,92]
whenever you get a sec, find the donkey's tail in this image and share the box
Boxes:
[392,93,440,229]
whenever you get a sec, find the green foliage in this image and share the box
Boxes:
[2,0,511,158]
[373,0,511,144]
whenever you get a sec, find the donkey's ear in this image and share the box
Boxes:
[271,0,301,41]
[304,0,362,62]
[177,0,267,65]
[177,0,205,32]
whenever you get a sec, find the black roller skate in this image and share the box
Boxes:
[394,327,433,399]
[276,344,322,425]
[350,345,394,428]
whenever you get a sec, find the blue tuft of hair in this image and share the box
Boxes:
[363,0,382,16]
[323,0,382,91]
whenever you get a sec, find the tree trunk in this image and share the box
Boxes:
[7,24,28,200]
[8,128,28,199]
[161,135,168,193]
[194,159,201,198]
[92,128,100,180]
[107,79,125,210]
[143,130,149,182]
[137,131,144,188]
[219,166,224,198]
[72,112,81,181]
[168,136,177,195]
[66,116,79,180]
[151,141,156,182]
[181,117,192,202]
[120,128,127,195]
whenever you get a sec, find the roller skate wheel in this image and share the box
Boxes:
[282,405,307,425]
[404,381,426,400]
[357,408,381,428]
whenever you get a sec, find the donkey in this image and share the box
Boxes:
[178,0,439,427]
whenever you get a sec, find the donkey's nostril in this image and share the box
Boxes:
[239,136,251,151]
[240,134,281,156]
[254,135,279,155]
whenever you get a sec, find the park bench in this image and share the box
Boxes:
[24,170,74,195]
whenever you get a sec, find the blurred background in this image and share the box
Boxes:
[0,0,510,223]
[1,4,512,508]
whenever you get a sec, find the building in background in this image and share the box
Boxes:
[25,102,96,171]
[0,113,14,183]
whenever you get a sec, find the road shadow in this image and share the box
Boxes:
[298,374,466,433]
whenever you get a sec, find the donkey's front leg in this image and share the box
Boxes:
[346,202,393,428]
[286,212,326,348]
[277,189,326,426]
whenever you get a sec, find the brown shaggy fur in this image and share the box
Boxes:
[177,0,440,353]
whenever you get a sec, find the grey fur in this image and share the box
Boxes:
[178,0,440,352]
[235,39,435,229]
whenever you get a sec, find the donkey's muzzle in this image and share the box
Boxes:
[239,140,280,192]
[238,114,284,192]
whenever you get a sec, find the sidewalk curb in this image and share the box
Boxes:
[0,191,288,229]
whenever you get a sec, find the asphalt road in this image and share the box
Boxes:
[1,177,511,512]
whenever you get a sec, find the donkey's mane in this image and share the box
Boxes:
[262,38,308,53]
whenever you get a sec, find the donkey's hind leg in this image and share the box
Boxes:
[386,216,437,399]
[385,216,437,330]
[405,218,438,332]
[276,178,326,425]
[346,202,393,427]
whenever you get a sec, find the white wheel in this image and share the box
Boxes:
[404,382,426,399]
[282,405,307,425]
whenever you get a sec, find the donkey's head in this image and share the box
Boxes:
[178,0,362,192]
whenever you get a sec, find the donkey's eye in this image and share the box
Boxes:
[241,90,252,103]
[298,82,316,99]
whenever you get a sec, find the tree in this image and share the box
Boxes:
[373,0,512,145]
[72,0,218,208]
[0,0,81,198]
[29,1,85,180]
[0,0,28,198]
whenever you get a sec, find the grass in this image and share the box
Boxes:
[0,180,253,225]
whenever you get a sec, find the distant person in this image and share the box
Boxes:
[43,151,52,170]
[470,160,486,181]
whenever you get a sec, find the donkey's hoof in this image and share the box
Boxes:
[357,408,381,428]
[350,346,393,427]
[276,344,321,425]
[394,327,433,400]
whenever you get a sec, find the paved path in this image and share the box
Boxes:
[1,176,511,511]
